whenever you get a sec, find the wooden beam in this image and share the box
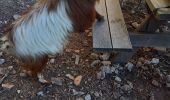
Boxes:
[156,8,170,20]
[93,0,113,50]
[130,32,170,48]
[146,0,170,11]
[106,0,132,49]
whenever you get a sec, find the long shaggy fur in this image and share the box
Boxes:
[1,0,101,76]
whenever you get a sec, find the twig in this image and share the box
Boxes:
[0,70,11,84]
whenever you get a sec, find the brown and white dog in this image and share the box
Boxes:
[0,0,103,77]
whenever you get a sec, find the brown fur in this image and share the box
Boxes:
[6,0,102,76]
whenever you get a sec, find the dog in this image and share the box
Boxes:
[0,0,103,77]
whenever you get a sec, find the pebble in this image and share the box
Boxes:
[101,61,111,66]
[37,91,44,96]
[100,53,110,61]
[166,82,170,88]
[76,98,84,100]
[125,62,134,72]
[0,68,5,75]
[91,60,100,67]
[66,74,74,80]
[0,59,5,64]
[13,14,21,20]
[115,77,122,83]
[152,80,159,87]
[151,58,159,65]
[132,22,139,28]
[0,52,3,56]
[150,92,155,100]
[102,65,112,74]
[121,84,133,92]
[94,92,100,97]
[90,53,99,59]
[166,75,170,83]
[2,83,14,90]
[50,59,55,64]
[110,67,116,73]
[17,90,21,94]
[8,66,13,70]
[75,55,80,65]
[120,96,129,100]
[96,71,105,79]
[85,94,91,100]
[51,77,63,86]
[19,72,27,77]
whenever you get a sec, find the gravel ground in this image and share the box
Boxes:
[0,0,170,100]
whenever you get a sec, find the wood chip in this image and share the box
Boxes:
[2,83,14,89]
[74,75,83,86]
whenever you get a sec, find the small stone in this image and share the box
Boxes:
[2,83,14,89]
[115,77,122,83]
[151,58,159,65]
[8,66,13,70]
[91,60,100,67]
[166,82,170,88]
[74,50,80,53]
[76,97,84,100]
[132,22,139,28]
[0,68,5,75]
[51,77,63,86]
[88,32,92,37]
[100,53,110,61]
[110,67,116,73]
[152,80,159,87]
[90,53,99,59]
[20,73,27,77]
[37,73,48,83]
[37,91,44,96]
[166,75,170,83]
[150,92,155,100]
[121,84,133,92]
[97,71,105,79]
[0,52,3,56]
[17,90,21,94]
[75,55,80,65]
[0,59,5,64]
[125,62,134,72]
[74,75,83,86]
[113,92,121,99]
[114,69,119,75]
[13,14,21,20]
[94,92,100,97]
[50,59,55,64]
[85,94,91,100]
[66,74,74,80]
[120,96,129,100]
[72,89,79,95]
[102,66,112,74]
[101,61,111,66]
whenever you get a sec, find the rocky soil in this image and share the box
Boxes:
[0,0,170,100]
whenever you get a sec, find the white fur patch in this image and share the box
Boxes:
[12,1,73,58]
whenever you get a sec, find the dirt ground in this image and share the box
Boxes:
[0,0,170,100]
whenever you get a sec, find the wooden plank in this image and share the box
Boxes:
[106,0,132,50]
[130,32,170,48]
[93,0,113,50]
[156,8,170,20]
[146,0,170,11]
